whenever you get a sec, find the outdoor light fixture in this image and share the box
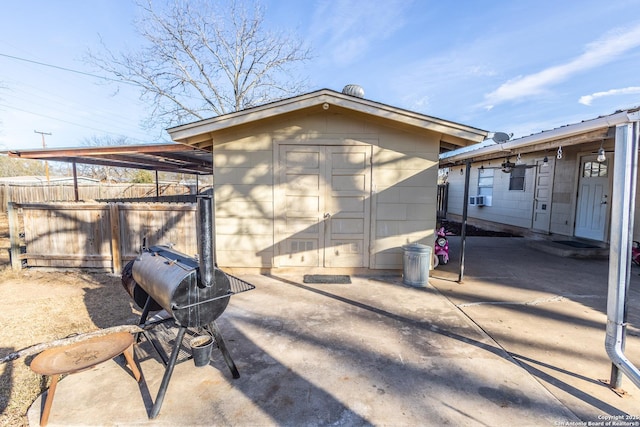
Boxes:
[557,146,563,160]
[597,143,607,163]
[501,158,515,173]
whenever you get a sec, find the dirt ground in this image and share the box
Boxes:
[0,213,139,427]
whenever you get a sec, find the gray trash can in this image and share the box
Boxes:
[402,243,431,287]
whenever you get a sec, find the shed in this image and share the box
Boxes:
[168,88,487,272]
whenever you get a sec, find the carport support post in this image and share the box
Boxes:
[72,161,79,201]
[458,160,471,283]
[155,170,160,198]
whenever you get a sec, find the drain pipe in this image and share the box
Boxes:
[605,119,640,390]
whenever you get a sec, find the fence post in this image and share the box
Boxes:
[7,203,22,271]
[109,203,122,275]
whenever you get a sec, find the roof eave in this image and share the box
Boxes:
[440,110,635,166]
[168,89,488,145]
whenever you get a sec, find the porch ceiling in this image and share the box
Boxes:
[440,127,613,167]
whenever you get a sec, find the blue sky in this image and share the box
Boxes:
[2,0,640,150]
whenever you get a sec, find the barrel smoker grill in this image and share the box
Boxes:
[122,195,254,419]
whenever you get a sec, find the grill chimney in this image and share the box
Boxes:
[197,195,215,288]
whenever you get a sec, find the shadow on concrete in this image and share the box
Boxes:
[260,274,627,418]
[270,276,628,415]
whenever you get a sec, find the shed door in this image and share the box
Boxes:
[574,155,611,241]
[278,145,371,268]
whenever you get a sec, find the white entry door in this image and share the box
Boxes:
[278,145,371,268]
[532,158,555,232]
[574,155,611,241]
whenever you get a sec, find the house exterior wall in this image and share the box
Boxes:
[446,155,538,229]
[210,109,439,270]
[443,141,640,242]
[446,152,581,237]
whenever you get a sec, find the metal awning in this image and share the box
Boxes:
[5,143,213,175]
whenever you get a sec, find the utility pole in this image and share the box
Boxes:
[34,130,51,182]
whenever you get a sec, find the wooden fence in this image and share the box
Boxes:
[0,182,198,212]
[8,201,199,273]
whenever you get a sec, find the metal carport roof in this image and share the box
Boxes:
[4,143,213,175]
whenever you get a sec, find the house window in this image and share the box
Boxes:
[583,161,608,177]
[478,168,494,198]
[509,168,526,191]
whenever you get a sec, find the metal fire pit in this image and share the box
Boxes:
[122,195,255,419]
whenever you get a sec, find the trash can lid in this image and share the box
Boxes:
[402,243,431,252]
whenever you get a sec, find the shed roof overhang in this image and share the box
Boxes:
[168,89,488,150]
[440,109,640,167]
[5,143,213,175]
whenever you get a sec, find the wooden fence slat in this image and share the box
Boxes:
[109,204,122,274]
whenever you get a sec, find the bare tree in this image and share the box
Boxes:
[79,135,133,182]
[0,155,46,177]
[87,0,311,128]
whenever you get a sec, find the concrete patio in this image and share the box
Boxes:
[26,236,640,426]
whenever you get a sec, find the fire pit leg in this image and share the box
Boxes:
[207,321,240,379]
[149,326,186,419]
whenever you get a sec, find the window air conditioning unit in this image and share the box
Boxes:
[469,195,486,206]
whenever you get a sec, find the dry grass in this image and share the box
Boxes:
[0,212,139,427]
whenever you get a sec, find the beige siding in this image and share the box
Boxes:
[211,109,440,269]
[373,145,437,268]
[214,144,275,267]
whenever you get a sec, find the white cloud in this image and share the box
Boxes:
[310,0,412,66]
[403,94,430,113]
[579,86,640,105]
[483,23,640,109]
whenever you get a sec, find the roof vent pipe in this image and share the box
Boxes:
[605,121,640,391]
[342,84,365,98]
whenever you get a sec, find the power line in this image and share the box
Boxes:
[0,102,163,144]
[0,52,136,86]
[2,86,150,136]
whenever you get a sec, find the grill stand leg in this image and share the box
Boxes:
[137,295,169,365]
[207,321,240,379]
[149,326,186,419]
